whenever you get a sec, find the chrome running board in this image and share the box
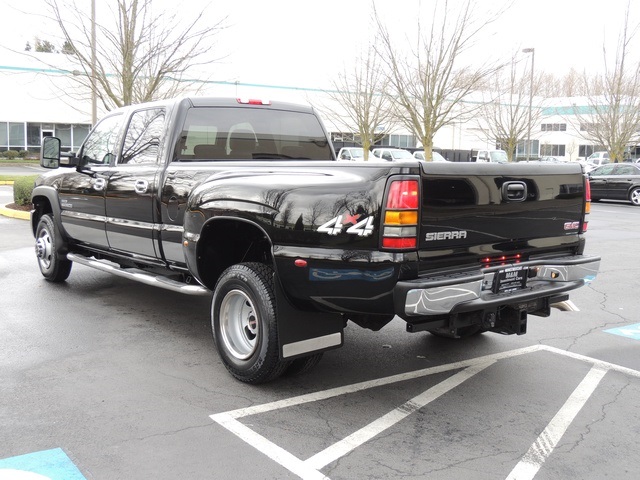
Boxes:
[66,253,211,296]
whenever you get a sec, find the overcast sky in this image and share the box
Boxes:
[2,0,639,92]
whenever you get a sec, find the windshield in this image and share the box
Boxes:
[391,150,414,160]
[489,151,508,163]
[348,148,364,158]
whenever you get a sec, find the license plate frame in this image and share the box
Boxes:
[492,266,527,294]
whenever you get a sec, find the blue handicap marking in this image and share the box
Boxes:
[604,323,640,341]
[0,448,86,480]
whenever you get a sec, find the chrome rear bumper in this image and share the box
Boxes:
[398,255,600,317]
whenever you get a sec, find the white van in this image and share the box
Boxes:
[475,149,508,163]
[584,151,610,172]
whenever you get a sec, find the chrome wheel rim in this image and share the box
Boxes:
[631,189,640,205]
[35,228,53,270]
[219,289,259,360]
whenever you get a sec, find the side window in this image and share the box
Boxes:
[120,108,166,165]
[614,165,635,175]
[81,114,123,165]
[592,165,615,176]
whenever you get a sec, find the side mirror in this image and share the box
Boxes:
[40,137,61,169]
[40,137,81,168]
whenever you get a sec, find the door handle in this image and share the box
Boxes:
[501,181,527,202]
[92,178,106,191]
[134,179,149,194]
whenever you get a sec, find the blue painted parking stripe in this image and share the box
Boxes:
[0,448,86,480]
[604,323,640,340]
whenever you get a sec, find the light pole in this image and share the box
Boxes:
[523,48,535,161]
[91,0,97,126]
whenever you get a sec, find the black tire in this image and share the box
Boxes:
[428,325,485,339]
[284,352,324,377]
[629,187,640,206]
[211,262,289,384]
[34,214,72,282]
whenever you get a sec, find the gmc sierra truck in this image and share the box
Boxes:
[31,97,600,383]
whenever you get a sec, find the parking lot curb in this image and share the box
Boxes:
[0,203,30,220]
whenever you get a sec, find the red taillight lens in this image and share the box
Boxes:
[382,237,417,249]
[382,179,419,250]
[582,178,591,233]
[387,180,419,209]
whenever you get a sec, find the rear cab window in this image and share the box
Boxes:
[174,107,333,161]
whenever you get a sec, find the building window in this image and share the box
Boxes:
[579,145,601,158]
[379,134,416,148]
[27,123,41,147]
[56,124,72,149]
[72,125,91,150]
[541,123,567,132]
[0,122,7,149]
[8,123,25,150]
[580,123,599,132]
[540,144,566,156]
[516,139,540,158]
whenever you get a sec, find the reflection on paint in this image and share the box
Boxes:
[310,267,394,282]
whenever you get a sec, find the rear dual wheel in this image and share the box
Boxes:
[212,262,323,383]
[212,263,286,384]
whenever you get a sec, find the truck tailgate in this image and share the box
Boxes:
[418,162,587,268]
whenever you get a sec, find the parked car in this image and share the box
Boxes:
[588,162,640,206]
[413,150,448,162]
[337,147,364,161]
[583,151,610,173]
[371,148,414,161]
[539,156,566,163]
[474,149,508,163]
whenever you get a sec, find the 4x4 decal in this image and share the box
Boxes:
[317,214,374,237]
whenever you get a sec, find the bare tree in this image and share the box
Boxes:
[44,0,226,111]
[475,53,543,161]
[374,0,507,161]
[318,44,393,160]
[576,4,640,162]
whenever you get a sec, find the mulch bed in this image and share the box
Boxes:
[5,203,31,211]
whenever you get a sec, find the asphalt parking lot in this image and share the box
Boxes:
[1,190,639,479]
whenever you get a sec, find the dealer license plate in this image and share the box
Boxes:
[492,266,527,294]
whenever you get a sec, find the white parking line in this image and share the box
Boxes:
[305,361,495,470]
[209,345,640,480]
[506,366,608,480]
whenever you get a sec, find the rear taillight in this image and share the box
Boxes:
[382,179,419,249]
[581,177,591,233]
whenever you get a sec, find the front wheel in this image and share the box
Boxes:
[35,214,72,282]
[211,263,289,384]
[629,187,640,206]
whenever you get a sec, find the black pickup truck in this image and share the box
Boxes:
[32,97,600,383]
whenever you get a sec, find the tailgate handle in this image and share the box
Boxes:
[502,181,527,202]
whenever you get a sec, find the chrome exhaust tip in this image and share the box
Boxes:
[551,300,580,312]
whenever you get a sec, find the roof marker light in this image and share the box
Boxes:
[237,98,271,105]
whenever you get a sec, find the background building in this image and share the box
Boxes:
[0,51,607,161]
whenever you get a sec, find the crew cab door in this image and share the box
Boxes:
[104,107,166,259]
[57,113,123,248]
